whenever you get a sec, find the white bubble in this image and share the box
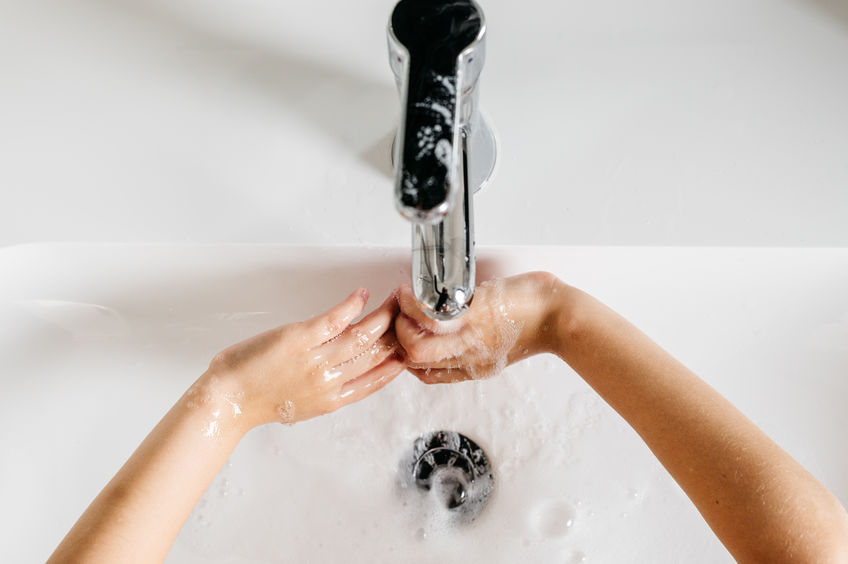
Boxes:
[530,499,577,539]
[567,551,587,564]
[277,401,296,424]
[203,420,220,438]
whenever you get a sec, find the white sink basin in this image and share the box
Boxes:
[2,244,847,562]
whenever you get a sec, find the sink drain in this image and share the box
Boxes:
[401,431,494,525]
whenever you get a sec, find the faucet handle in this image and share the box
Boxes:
[399,69,457,215]
[389,0,484,224]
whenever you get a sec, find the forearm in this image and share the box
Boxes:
[48,372,248,563]
[549,282,848,563]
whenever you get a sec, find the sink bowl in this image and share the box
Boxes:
[2,244,847,562]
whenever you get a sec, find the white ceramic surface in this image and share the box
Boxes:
[2,244,846,562]
[2,0,848,248]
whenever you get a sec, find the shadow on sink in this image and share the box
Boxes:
[1,246,505,372]
[73,0,398,178]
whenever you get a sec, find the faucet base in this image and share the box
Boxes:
[466,116,497,195]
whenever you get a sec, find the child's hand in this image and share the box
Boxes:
[395,272,562,383]
[48,288,406,562]
[200,288,404,429]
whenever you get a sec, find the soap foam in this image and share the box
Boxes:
[449,278,525,381]
[276,400,296,425]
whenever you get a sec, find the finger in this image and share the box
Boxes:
[406,356,462,371]
[303,288,369,346]
[322,292,399,365]
[338,353,405,404]
[395,313,462,364]
[408,367,470,385]
[321,330,400,383]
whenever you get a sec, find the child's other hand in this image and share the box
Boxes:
[201,288,404,429]
[395,272,561,384]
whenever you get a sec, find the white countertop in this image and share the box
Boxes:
[2,0,848,248]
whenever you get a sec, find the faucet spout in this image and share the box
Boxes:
[388,0,496,320]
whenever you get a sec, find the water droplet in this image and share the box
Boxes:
[567,550,587,563]
[530,500,576,539]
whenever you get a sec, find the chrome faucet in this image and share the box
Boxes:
[387,0,496,320]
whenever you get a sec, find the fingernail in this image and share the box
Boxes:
[354,288,369,301]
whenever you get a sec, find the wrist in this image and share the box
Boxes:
[505,272,569,360]
[547,280,587,360]
[183,370,256,439]
[511,272,585,360]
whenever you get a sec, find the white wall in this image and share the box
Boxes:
[2,0,847,247]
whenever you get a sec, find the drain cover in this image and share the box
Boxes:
[401,431,494,525]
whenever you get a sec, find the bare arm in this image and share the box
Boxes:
[552,279,848,563]
[395,273,848,563]
[49,289,404,563]
[47,382,246,563]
